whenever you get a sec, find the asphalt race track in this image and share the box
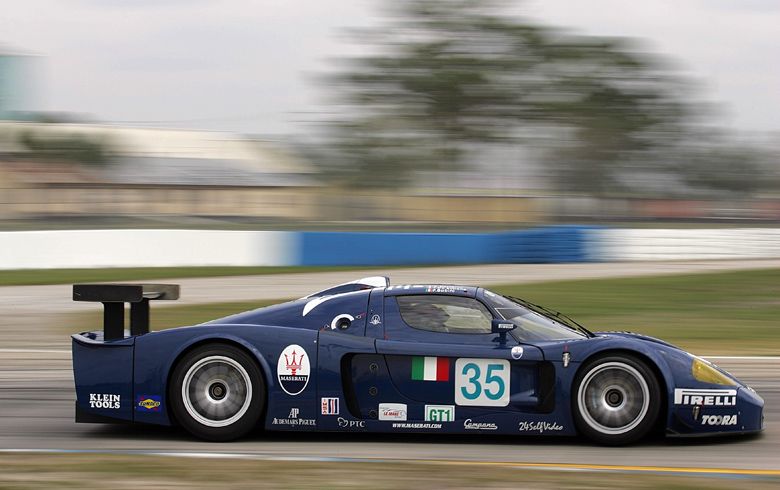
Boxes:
[0,261,778,475]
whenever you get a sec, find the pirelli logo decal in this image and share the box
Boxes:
[673,388,737,406]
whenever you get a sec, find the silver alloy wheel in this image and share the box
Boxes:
[181,355,253,428]
[576,361,650,435]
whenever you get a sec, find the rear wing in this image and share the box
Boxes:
[73,283,180,341]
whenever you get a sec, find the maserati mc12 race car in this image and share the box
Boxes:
[71,277,764,445]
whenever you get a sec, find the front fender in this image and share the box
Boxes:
[537,334,690,433]
[551,333,764,436]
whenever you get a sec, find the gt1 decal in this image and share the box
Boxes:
[674,389,737,406]
[392,423,442,429]
[321,397,339,415]
[518,421,564,433]
[455,358,510,407]
[378,403,407,421]
[89,393,120,409]
[338,417,366,428]
[369,314,381,326]
[701,415,738,426]
[463,419,498,430]
[277,344,311,396]
[511,346,524,360]
[136,395,161,412]
[425,405,455,422]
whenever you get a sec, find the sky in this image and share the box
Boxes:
[0,0,777,136]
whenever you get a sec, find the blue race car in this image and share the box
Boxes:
[71,277,764,445]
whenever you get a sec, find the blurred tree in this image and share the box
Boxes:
[528,38,689,195]
[677,142,770,196]
[316,0,767,197]
[17,131,113,167]
[316,0,522,188]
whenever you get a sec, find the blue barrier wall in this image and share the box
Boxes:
[298,226,600,266]
[495,226,601,263]
[299,232,495,266]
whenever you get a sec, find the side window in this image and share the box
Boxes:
[396,295,492,334]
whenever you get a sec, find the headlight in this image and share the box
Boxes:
[692,358,737,386]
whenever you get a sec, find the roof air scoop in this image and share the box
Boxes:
[302,276,389,299]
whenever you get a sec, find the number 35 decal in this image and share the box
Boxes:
[455,358,510,407]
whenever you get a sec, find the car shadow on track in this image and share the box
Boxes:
[84,423,764,448]
[662,431,765,446]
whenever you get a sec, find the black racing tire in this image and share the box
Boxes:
[169,343,265,441]
[572,354,661,445]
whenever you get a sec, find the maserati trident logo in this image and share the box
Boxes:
[284,350,304,375]
[277,344,311,395]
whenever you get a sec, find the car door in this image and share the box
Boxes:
[369,287,549,430]
[309,289,378,430]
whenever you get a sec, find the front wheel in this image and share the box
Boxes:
[572,354,661,445]
[169,344,265,441]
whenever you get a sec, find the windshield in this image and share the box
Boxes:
[483,290,586,342]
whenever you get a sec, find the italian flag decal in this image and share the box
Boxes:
[411,356,450,382]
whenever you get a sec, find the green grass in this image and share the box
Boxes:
[0,453,776,489]
[0,265,404,287]
[68,268,780,354]
[489,268,780,354]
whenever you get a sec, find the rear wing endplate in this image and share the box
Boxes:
[73,283,180,341]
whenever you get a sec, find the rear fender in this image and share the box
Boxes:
[132,324,296,426]
[72,333,135,422]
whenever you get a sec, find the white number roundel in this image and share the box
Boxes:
[455,358,510,407]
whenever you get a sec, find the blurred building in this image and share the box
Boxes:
[0,121,543,225]
[0,122,319,222]
[2,120,777,227]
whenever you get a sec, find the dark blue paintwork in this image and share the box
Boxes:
[72,281,764,438]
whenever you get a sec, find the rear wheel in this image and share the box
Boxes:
[169,344,264,441]
[572,354,661,445]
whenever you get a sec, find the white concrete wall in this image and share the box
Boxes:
[4,228,780,269]
[0,230,296,269]
[597,228,780,261]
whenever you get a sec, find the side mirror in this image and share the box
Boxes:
[491,319,516,344]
